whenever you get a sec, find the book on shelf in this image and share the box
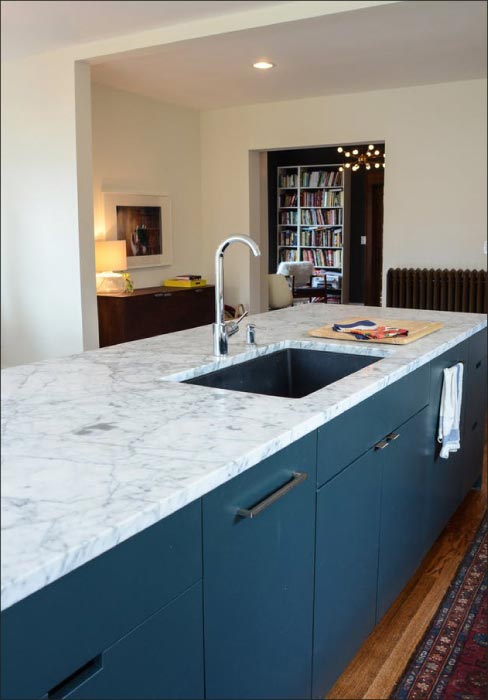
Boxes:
[279,193,297,207]
[300,170,343,188]
[300,209,343,226]
[278,173,298,188]
[173,274,202,280]
[279,211,298,224]
[300,249,342,267]
[279,249,298,263]
[279,230,298,246]
[300,190,343,207]
[314,227,343,247]
[164,278,207,288]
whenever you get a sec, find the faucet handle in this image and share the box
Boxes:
[234,308,248,325]
[225,309,248,338]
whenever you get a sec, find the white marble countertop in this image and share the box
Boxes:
[1,304,486,611]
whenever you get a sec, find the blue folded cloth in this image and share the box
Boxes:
[333,320,377,331]
[333,320,377,339]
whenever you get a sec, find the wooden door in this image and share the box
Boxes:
[363,171,384,306]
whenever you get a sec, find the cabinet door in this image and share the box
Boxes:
[462,331,487,496]
[2,500,202,700]
[425,341,468,547]
[313,447,382,699]
[376,407,430,621]
[53,582,204,700]
[203,434,317,700]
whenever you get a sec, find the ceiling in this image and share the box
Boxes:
[89,0,487,110]
[0,0,288,61]
[2,1,486,110]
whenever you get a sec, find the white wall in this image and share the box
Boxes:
[3,1,368,367]
[1,54,96,367]
[91,84,203,289]
[201,79,487,308]
[2,0,486,367]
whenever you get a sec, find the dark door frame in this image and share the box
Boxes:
[363,170,384,306]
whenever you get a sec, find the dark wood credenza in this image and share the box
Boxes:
[97,285,215,348]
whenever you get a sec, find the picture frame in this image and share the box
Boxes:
[102,192,173,269]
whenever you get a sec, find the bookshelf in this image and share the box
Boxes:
[277,164,350,303]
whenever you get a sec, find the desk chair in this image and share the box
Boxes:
[276,261,327,303]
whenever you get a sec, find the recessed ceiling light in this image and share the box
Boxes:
[253,61,275,70]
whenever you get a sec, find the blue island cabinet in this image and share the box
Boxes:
[424,339,469,547]
[376,406,431,620]
[462,329,487,497]
[1,500,204,700]
[49,582,204,700]
[312,363,430,698]
[203,433,317,700]
[312,447,382,699]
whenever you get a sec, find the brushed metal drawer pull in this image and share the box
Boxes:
[154,292,173,298]
[48,654,103,698]
[236,472,307,519]
[386,432,400,441]
[375,440,389,450]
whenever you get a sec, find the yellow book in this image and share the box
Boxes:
[164,278,207,288]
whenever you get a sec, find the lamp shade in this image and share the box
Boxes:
[95,240,127,273]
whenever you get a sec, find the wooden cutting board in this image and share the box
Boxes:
[308,317,444,345]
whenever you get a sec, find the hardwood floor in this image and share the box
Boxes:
[327,437,487,700]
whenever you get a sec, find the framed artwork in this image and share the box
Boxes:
[103,192,173,269]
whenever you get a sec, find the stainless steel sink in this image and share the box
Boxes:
[183,347,380,399]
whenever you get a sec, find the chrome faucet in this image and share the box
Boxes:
[213,235,261,356]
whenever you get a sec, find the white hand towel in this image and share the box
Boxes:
[437,363,464,459]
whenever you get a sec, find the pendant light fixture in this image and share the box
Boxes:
[337,144,385,172]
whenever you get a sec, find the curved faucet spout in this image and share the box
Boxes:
[213,235,261,356]
[215,234,261,259]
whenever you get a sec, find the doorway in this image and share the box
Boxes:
[349,165,384,306]
[364,171,384,306]
[267,144,384,306]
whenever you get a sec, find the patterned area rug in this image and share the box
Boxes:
[393,513,487,700]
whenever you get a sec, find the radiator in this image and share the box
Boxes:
[387,268,487,314]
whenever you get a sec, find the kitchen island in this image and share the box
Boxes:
[1,304,486,699]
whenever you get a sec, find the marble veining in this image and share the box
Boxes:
[1,304,486,610]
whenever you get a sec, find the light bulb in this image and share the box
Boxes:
[366,164,371,170]
[345,163,351,168]
[366,151,371,157]
[337,146,343,153]
[352,164,359,171]
[382,163,385,168]
[352,149,358,155]
[345,152,351,157]
[374,150,380,156]
[338,166,344,171]
[368,144,374,150]
[253,61,275,70]
[375,163,380,168]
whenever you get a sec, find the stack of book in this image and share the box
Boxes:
[164,274,207,288]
